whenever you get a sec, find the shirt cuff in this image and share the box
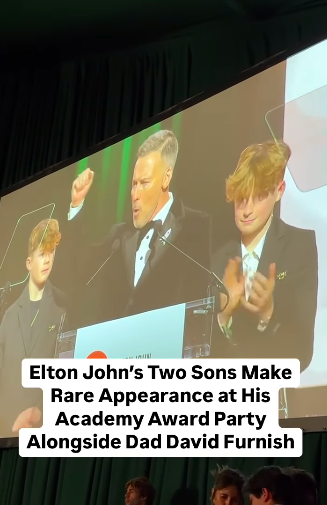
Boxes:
[68,201,84,221]
[218,314,232,338]
[257,319,270,332]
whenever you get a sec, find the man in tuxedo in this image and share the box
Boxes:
[211,140,318,372]
[0,219,65,437]
[66,130,212,329]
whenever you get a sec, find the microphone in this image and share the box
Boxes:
[86,239,120,286]
[155,220,229,301]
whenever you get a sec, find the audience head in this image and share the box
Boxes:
[211,466,245,505]
[283,467,318,505]
[244,466,294,505]
[125,477,156,505]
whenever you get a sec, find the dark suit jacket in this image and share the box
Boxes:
[211,217,318,372]
[0,282,66,438]
[64,197,212,330]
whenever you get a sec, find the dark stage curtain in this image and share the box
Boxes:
[0,433,327,505]
[1,5,327,192]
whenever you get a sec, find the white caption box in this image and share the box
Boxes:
[19,359,302,457]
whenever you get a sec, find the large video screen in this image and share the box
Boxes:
[0,38,326,443]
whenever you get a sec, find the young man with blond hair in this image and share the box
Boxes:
[0,219,66,437]
[211,140,318,371]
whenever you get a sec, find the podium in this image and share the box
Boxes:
[55,296,215,360]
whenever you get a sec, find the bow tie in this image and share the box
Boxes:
[137,221,157,247]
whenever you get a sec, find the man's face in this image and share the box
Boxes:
[26,247,55,288]
[234,182,285,239]
[212,486,242,505]
[131,151,172,229]
[125,485,145,505]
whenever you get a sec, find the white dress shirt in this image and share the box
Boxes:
[241,231,267,300]
[219,221,271,335]
[134,194,173,286]
[68,193,174,287]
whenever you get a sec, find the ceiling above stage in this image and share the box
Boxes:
[1,0,325,56]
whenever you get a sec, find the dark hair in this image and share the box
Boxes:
[283,468,318,505]
[244,466,294,505]
[211,466,245,503]
[125,477,156,505]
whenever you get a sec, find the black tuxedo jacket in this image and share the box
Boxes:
[211,217,318,372]
[0,282,66,438]
[65,198,212,330]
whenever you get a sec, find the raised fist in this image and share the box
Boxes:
[71,168,94,208]
[12,406,42,432]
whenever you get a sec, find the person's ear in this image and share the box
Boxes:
[276,180,286,202]
[162,167,173,189]
[261,488,270,502]
[211,488,215,503]
[26,257,32,271]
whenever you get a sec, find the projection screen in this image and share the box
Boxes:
[0,37,326,444]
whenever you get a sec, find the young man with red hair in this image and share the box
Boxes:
[212,140,318,373]
[0,219,66,437]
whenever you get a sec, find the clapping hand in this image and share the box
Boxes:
[242,263,276,320]
[219,257,245,324]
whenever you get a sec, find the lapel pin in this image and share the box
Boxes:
[160,228,172,246]
[49,325,56,332]
[277,271,287,280]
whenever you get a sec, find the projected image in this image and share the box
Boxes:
[0,37,326,441]
[264,39,327,419]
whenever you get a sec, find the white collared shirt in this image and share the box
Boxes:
[134,193,173,286]
[218,221,271,335]
[68,194,174,287]
[241,232,267,300]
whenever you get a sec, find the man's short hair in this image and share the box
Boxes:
[125,476,156,505]
[211,466,245,502]
[284,467,318,505]
[137,130,179,169]
[226,140,291,203]
[28,219,61,257]
[244,466,293,505]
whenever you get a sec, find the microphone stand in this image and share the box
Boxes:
[158,232,229,314]
[0,281,11,323]
[86,239,120,286]
[279,388,289,419]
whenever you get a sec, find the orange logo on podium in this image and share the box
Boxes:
[87,351,108,359]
